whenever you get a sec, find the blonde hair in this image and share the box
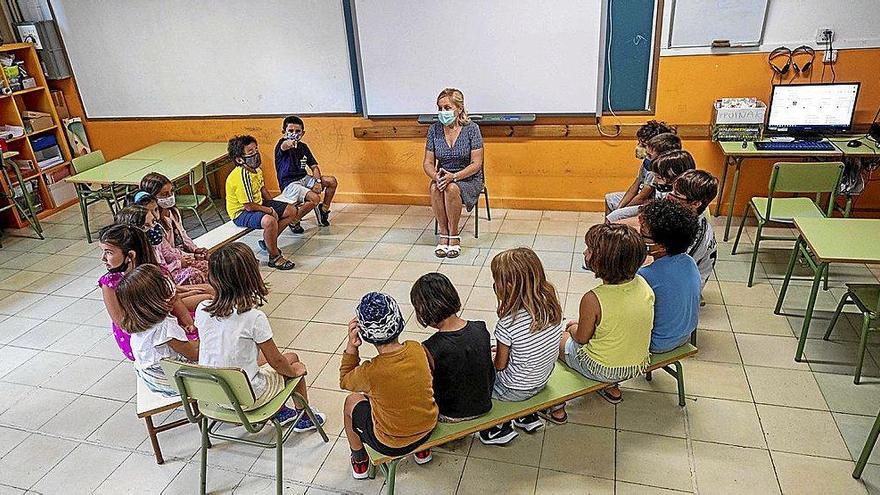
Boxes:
[436,87,471,126]
[205,242,269,318]
[116,264,174,334]
[490,247,562,333]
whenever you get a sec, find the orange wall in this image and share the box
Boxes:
[53,47,880,213]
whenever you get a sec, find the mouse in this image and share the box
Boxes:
[848,139,863,148]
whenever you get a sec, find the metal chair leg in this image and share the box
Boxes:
[747,223,763,287]
[275,420,283,495]
[474,200,479,238]
[823,293,850,340]
[731,208,749,255]
[199,417,208,495]
[483,187,491,221]
[853,407,880,479]
[674,361,686,407]
[855,314,872,385]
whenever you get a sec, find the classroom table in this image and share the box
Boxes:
[65,141,229,242]
[714,140,843,242]
[773,217,880,362]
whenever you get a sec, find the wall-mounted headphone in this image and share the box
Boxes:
[791,45,815,75]
[768,46,792,81]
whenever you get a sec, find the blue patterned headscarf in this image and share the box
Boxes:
[356,292,405,345]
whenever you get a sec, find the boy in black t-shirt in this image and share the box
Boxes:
[411,273,494,423]
[274,115,338,231]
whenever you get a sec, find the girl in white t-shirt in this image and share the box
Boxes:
[116,264,200,396]
[195,242,324,430]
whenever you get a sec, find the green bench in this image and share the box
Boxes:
[366,343,698,494]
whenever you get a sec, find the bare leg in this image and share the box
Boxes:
[444,183,463,247]
[301,191,320,219]
[260,214,281,257]
[320,176,338,209]
[344,392,368,451]
[429,182,450,238]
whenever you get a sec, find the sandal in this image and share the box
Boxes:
[268,254,296,271]
[597,387,622,405]
[435,235,449,258]
[538,407,568,425]
[446,236,461,259]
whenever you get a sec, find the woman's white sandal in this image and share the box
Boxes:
[446,236,462,258]
[435,235,449,258]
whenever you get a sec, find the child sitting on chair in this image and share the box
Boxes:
[139,172,213,257]
[413,273,494,423]
[195,242,325,429]
[605,121,677,221]
[553,224,653,416]
[638,200,701,353]
[668,170,719,291]
[480,247,564,446]
[341,292,438,480]
[116,264,200,396]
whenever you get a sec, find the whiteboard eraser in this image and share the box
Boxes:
[711,39,731,48]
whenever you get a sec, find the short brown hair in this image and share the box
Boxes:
[636,120,676,143]
[674,170,718,214]
[652,150,696,181]
[117,264,174,334]
[490,247,562,333]
[584,224,646,284]
[410,273,461,327]
[205,242,269,318]
[646,133,682,155]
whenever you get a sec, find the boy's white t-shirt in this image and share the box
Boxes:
[195,302,273,397]
[688,212,718,290]
[129,316,189,373]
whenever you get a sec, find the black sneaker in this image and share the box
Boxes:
[512,413,544,433]
[316,206,331,226]
[289,222,305,234]
[258,240,267,252]
[478,421,518,446]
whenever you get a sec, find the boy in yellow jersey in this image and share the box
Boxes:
[225,135,300,270]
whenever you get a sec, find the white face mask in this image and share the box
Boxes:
[157,194,176,209]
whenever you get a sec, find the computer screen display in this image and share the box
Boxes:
[767,83,860,133]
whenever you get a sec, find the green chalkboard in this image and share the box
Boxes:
[603,0,658,112]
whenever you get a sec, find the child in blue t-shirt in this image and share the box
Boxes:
[637,199,701,352]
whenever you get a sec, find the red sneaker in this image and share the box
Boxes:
[351,455,370,480]
[413,449,432,465]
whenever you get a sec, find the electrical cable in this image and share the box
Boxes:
[597,0,622,138]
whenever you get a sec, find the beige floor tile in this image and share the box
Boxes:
[735,334,811,370]
[815,372,880,415]
[349,259,399,280]
[702,280,724,305]
[389,261,441,282]
[378,451,466,495]
[264,318,307,348]
[803,338,880,377]
[626,361,751,402]
[312,297,357,325]
[0,433,79,489]
[470,426,545,467]
[0,387,78,429]
[0,425,29,459]
[32,443,130,494]
[303,388,348,437]
[692,441,778,495]
[492,233,536,249]
[272,294,327,321]
[835,412,880,465]
[309,438,385,493]
[616,431,691,491]
[692,330,742,364]
[330,240,377,258]
[697,304,732,332]
[2,350,75,386]
[311,257,361,277]
[499,219,540,235]
[615,481,691,494]
[772,451,867,495]
[687,397,765,448]
[162,463,246,495]
[437,264,481,287]
[758,404,850,458]
[457,457,539,495]
[94,453,185,495]
[746,366,828,409]
[43,355,118,394]
[0,316,42,345]
[250,429,334,484]
[533,235,577,252]
[369,242,414,261]
[719,281,779,308]
[465,286,498,311]
[562,392,615,428]
[87,402,149,450]
[540,423,614,478]
[311,353,343,391]
[263,270,307,293]
[291,322,347,353]
[535,469,614,494]
[333,277,386,301]
[0,291,46,316]
[727,306,793,336]
[617,389,687,438]
[293,275,346,298]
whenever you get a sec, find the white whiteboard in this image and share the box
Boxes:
[354,0,604,115]
[53,0,355,118]
[669,0,769,48]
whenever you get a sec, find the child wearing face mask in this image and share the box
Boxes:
[226,135,299,270]
[605,120,676,220]
[139,172,209,260]
[275,115,338,229]
[117,199,209,286]
[607,132,682,223]
[97,224,199,361]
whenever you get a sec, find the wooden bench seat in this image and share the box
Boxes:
[193,220,251,252]
[136,377,191,464]
[367,343,698,494]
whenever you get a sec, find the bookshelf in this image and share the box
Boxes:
[0,43,74,230]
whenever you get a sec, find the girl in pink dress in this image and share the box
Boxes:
[139,172,210,259]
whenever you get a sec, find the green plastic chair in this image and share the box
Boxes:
[853,404,880,479]
[160,359,329,495]
[823,284,880,384]
[72,151,124,241]
[176,161,224,233]
[732,161,844,287]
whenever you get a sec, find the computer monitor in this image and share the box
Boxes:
[767,83,860,135]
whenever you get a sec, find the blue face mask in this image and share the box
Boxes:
[438,110,456,126]
[144,223,165,246]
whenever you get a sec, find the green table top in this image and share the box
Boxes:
[121,141,202,160]
[65,159,158,185]
[827,135,880,157]
[718,140,843,157]
[795,217,880,264]
[169,142,229,164]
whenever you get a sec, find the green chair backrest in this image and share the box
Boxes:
[160,359,256,410]
[71,150,106,174]
[767,161,844,217]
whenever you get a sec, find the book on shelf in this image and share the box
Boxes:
[37,155,64,169]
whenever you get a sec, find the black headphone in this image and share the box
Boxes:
[791,45,815,74]
[768,46,792,76]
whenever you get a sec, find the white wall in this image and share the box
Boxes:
[661,0,880,55]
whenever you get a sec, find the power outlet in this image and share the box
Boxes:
[823,49,838,64]
[816,28,834,44]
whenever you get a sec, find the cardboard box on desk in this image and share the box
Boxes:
[21,110,53,133]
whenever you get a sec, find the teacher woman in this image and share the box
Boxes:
[422,87,484,259]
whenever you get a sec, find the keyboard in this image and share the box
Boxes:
[754,140,836,151]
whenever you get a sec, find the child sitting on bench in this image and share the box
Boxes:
[481,247,564,445]
[667,170,719,291]
[554,224,653,415]
[341,292,438,480]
